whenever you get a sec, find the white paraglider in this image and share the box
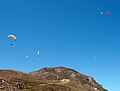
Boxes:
[26,56,29,61]
[100,12,103,15]
[37,51,40,57]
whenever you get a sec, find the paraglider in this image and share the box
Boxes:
[26,56,28,58]
[26,56,29,61]
[100,12,103,15]
[8,34,16,46]
[107,11,111,16]
[37,51,40,57]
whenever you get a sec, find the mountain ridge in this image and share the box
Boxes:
[0,66,108,91]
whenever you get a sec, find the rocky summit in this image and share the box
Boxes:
[0,67,107,91]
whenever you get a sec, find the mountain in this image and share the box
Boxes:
[0,67,108,91]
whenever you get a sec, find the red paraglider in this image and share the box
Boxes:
[107,11,111,16]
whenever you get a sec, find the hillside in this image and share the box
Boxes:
[0,67,108,91]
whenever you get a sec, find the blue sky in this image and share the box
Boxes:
[0,0,120,90]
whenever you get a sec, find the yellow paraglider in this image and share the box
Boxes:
[8,34,17,41]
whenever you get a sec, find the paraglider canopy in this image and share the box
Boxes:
[25,56,29,61]
[26,56,28,58]
[107,11,111,16]
[8,34,17,41]
[37,51,40,55]
[100,12,103,15]
[37,51,40,57]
